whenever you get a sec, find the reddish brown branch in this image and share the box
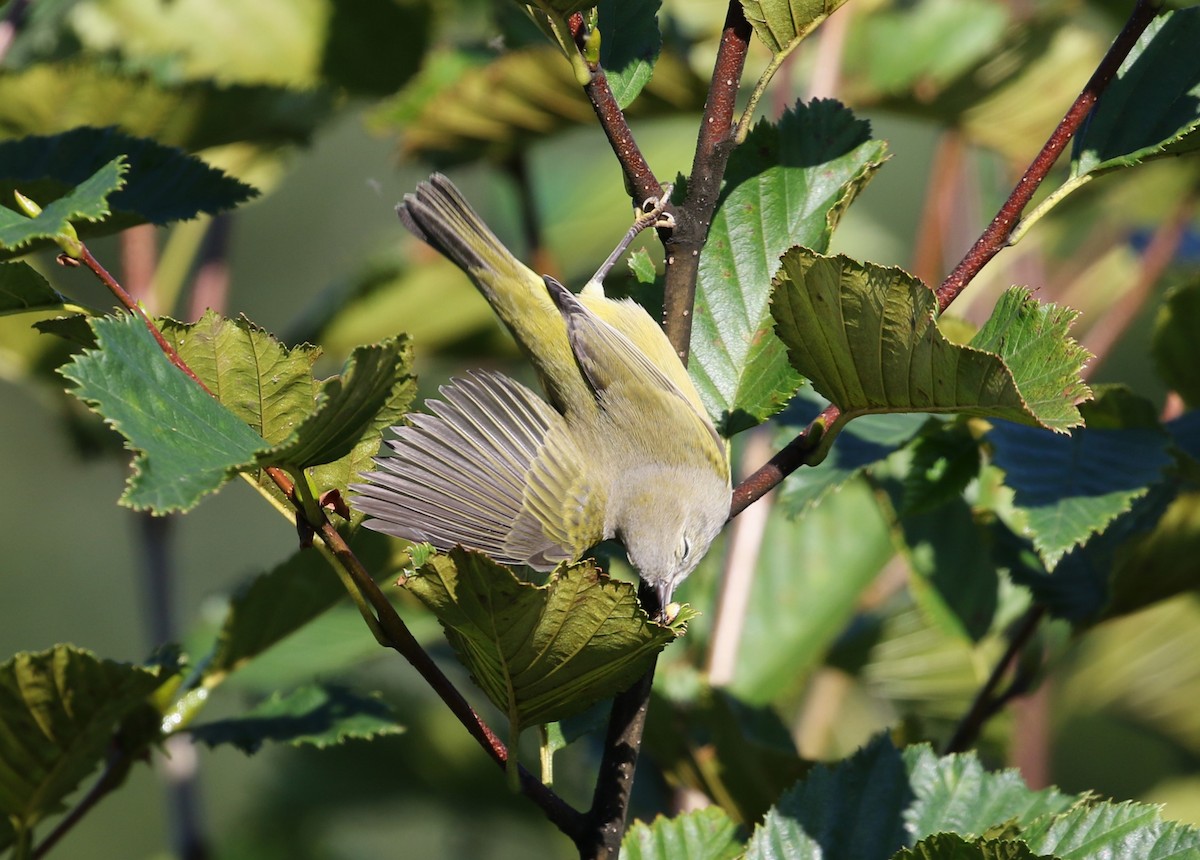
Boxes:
[72,243,585,840]
[934,0,1165,312]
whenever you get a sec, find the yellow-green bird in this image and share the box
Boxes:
[351,174,731,609]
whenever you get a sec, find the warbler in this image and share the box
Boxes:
[351,174,731,609]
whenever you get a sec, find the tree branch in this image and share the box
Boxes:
[934,0,1164,312]
[731,0,1164,515]
[70,245,585,842]
[663,2,753,360]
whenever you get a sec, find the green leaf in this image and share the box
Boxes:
[207,529,407,681]
[0,63,334,153]
[187,684,403,754]
[987,388,1173,570]
[620,807,744,860]
[739,0,849,58]
[899,496,999,642]
[690,100,888,436]
[1107,489,1200,621]
[772,253,1090,459]
[0,261,68,315]
[627,248,658,284]
[159,311,320,446]
[373,46,704,167]
[1022,798,1200,859]
[732,479,894,704]
[900,420,984,516]
[402,549,687,732]
[59,313,266,513]
[598,0,662,109]
[777,387,930,517]
[0,127,257,258]
[894,833,1051,860]
[1069,8,1200,179]
[256,336,414,470]
[0,156,124,254]
[0,646,175,848]
[1152,275,1200,409]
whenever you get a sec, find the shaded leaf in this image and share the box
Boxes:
[620,807,743,860]
[772,253,1089,461]
[0,646,176,848]
[0,127,256,258]
[1107,489,1200,621]
[1152,276,1200,409]
[0,261,68,315]
[207,529,407,681]
[0,156,124,254]
[188,684,403,754]
[257,336,413,470]
[0,63,334,154]
[374,46,705,166]
[1070,8,1200,178]
[988,388,1173,570]
[690,100,888,436]
[777,386,930,517]
[402,549,688,731]
[894,833,1050,860]
[59,313,266,513]
[740,0,849,57]
[900,420,984,516]
[599,0,662,109]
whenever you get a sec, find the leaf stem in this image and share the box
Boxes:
[933,0,1164,313]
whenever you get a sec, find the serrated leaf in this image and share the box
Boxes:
[620,808,743,860]
[1069,8,1200,178]
[988,388,1173,570]
[599,0,662,109]
[208,529,407,681]
[740,0,849,58]
[772,253,1090,458]
[627,248,658,284]
[187,684,403,754]
[0,127,257,259]
[59,313,267,513]
[403,549,687,732]
[0,156,124,253]
[159,311,320,445]
[894,833,1051,860]
[1152,276,1200,409]
[690,100,888,436]
[256,336,413,470]
[0,261,68,315]
[0,63,334,153]
[778,387,930,517]
[1022,797,1200,859]
[0,645,175,848]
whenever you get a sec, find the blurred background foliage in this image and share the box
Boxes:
[1,0,1199,857]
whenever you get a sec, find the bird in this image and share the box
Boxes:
[350,174,731,611]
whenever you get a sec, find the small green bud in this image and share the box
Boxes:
[13,190,42,217]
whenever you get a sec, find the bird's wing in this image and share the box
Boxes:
[545,276,725,455]
[350,371,602,570]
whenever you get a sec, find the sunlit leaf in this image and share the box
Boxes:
[599,0,662,109]
[740,0,849,58]
[690,100,888,436]
[0,156,123,254]
[621,807,743,860]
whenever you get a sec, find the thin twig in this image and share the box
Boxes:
[943,605,1046,754]
[731,0,1164,515]
[34,747,134,859]
[70,243,586,841]
[934,0,1165,313]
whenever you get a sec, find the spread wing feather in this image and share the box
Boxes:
[351,371,595,570]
